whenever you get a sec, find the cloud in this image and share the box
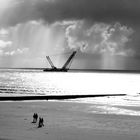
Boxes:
[0,29,13,55]
[0,40,12,48]
[0,40,12,56]
[0,0,136,57]
[4,48,29,56]
[0,29,9,36]
[65,21,134,56]
[0,0,139,69]
[0,0,140,28]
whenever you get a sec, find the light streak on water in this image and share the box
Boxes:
[1,69,140,96]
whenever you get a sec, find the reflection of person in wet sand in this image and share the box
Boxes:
[32,113,38,123]
[38,117,44,128]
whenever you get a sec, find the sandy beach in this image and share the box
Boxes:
[0,101,140,140]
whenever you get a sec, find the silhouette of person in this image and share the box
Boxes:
[32,113,38,123]
[32,113,36,123]
[38,117,44,128]
[38,117,42,128]
[36,113,38,122]
[42,118,44,126]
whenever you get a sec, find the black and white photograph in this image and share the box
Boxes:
[0,0,140,139]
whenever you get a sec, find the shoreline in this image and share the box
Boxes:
[0,94,126,101]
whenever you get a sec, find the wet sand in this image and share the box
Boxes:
[0,101,140,140]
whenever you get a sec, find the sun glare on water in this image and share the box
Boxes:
[29,72,140,95]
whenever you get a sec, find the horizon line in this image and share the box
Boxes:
[1,67,140,74]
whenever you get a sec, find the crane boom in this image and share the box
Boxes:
[44,51,76,72]
[46,56,56,69]
[62,51,76,70]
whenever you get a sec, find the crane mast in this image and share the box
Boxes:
[62,51,77,70]
[46,56,56,69]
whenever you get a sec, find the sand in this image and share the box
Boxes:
[0,101,140,140]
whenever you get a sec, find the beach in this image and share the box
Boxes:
[0,101,140,140]
[1,70,140,140]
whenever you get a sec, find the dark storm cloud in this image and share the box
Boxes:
[1,0,140,27]
[36,0,140,25]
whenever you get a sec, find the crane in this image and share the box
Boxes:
[43,51,77,72]
[62,51,76,70]
[46,56,57,70]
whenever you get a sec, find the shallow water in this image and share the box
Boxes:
[1,69,140,116]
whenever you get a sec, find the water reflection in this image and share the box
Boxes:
[1,69,140,96]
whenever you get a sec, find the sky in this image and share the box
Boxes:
[0,0,140,70]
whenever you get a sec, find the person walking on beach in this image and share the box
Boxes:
[32,113,38,123]
[32,113,36,123]
[36,113,38,122]
[38,117,41,127]
[41,118,44,127]
[38,117,44,128]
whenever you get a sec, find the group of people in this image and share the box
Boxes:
[32,113,38,123]
[32,113,44,128]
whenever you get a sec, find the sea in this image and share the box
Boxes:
[1,68,140,116]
